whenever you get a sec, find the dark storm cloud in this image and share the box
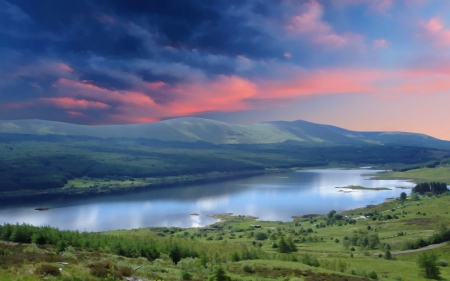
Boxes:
[4,0,281,60]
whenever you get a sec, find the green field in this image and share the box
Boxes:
[370,167,450,183]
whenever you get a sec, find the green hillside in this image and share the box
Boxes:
[1,117,449,148]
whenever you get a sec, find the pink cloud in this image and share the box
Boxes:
[66,111,85,117]
[372,39,389,48]
[285,1,364,49]
[13,63,450,125]
[40,97,111,109]
[419,17,450,47]
[51,75,257,123]
[424,18,443,33]
[258,69,378,99]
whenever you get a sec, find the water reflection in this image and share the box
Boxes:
[0,169,414,231]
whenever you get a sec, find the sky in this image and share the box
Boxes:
[1,0,450,139]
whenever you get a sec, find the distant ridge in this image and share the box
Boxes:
[0,117,449,149]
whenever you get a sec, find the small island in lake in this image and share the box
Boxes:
[335,185,391,191]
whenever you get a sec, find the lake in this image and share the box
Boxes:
[0,169,414,231]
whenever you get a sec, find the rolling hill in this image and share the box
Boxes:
[0,117,449,149]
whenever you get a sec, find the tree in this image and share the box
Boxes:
[287,237,297,252]
[417,253,440,279]
[208,266,231,281]
[230,251,240,262]
[278,236,291,253]
[400,192,407,201]
[255,232,268,240]
[384,250,392,260]
[56,239,66,254]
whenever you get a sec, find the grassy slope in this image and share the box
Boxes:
[110,195,450,281]
[370,167,450,183]
[2,118,450,148]
[3,195,450,280]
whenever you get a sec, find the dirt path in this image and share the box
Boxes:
[392,242,447,255]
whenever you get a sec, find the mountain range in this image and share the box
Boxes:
[1,117,449,150]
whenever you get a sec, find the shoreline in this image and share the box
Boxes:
[0,168,295,204]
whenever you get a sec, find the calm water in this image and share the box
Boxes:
[0,169,414,231]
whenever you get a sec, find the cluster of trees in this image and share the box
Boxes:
[342,233,380,250]
[276,236,297,253]
[0,223,264,264]
[412,182,448,195]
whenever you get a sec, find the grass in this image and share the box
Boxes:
[103,194,450,280]
[369,167,450,183]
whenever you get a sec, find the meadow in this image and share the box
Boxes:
[370,166,450,183]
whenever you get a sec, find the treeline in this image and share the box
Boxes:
[0,223,265,264]
[393,160,441,172]
[412,182,448,195]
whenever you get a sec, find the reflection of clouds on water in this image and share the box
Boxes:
[0,169,418,231]
[196,195,229,211]
[142,201,152,210]
[190,215,201,228]
[72,205,100,230]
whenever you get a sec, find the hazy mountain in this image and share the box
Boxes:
[0,117,449,149]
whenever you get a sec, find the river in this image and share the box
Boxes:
[0,169,414,231]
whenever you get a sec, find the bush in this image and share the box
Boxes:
[181,270,193,280]
[437,260,449,267]
[35,264,61,276]
[368,270,378,280]
[208,266,231,281]
[255,232,268,240]
[242,265,254,273]
[89,261,120,278]
[119,266,134,277]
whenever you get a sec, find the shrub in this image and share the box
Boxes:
[368,270,378,280]
[242,265,254,273]
[119,266,134,277]
[255,232,268,240]
[89,261,120,278]
[181,270,193,280]
[35,264,61,276]
[437,260,449,267]
[208,266,231,281]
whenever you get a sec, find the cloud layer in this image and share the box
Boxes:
[1,0,450,139]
